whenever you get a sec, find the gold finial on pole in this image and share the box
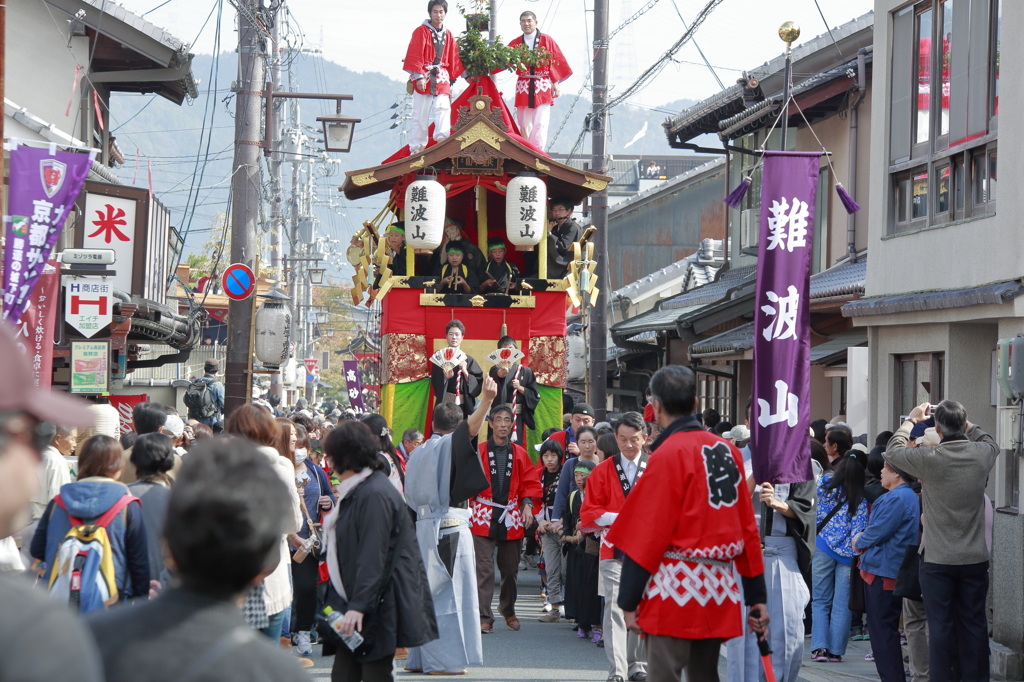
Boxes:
[778,21,801,46]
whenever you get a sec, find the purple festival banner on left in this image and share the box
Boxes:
[3,146,92,322]
[750,151,820,485]
[343,359,367,413]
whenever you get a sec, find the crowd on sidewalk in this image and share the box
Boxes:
[0,303,1002,682]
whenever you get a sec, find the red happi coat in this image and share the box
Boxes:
[403,23,465,97]
[470,440,542,540]
[578,455,635,561]
[605,427,764,641]
[507,32,572,108]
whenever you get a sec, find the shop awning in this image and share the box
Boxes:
[842,278,1024,317]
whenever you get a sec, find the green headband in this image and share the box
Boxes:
[446,246,464,254]
[574,465,592,474]
[386,225,405,235]
[488,239,506,251]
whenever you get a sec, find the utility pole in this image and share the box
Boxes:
[488,0,498,45]
[588,0,610,420]
[224,0,265,415]
[268,14,283,399]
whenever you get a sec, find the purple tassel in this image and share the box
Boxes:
[723,176,752,209]
[835,183,861,214]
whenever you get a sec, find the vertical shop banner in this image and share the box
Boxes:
[343,360,367,413]
[3,146,92,321]
[10,262,60,387]
[109,394,149,435]
[750,151,820,484]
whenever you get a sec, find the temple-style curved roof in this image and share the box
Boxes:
[340,88,612,203]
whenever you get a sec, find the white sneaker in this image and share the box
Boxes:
[296,631,312,655]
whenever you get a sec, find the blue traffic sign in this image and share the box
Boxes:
[221,263,256,301]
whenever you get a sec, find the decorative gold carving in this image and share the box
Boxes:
[535,160,551,171]
[350,171,376,186]
[408,156,425,169]
[495,181,507,192]
[508,296,536,308]
[451,156,504,176]
[583,177,609,191]
[530,336,567,387]
[469,295,486,307]
[419,294,448,306]
[422,279,436,287]
[456,122,504,151]
[458,140,503,166]
[387,276,413,289]
[475,100,486,110]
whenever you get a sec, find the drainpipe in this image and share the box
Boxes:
[846,47,871,263]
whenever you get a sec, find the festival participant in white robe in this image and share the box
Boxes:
[607,366,769,682]
[507,11,572,151]
[580,412,649,682]
[403,377,497,675]
[403,0,464,154]
[486,336,539,445]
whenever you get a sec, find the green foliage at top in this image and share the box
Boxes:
[456,4,553,79]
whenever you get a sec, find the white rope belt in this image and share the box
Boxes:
[476,497,517,528]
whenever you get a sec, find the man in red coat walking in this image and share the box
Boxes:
[470,404,542,633]
[507,11,572,151]
[403,0,465,154]
[580,411,650,682]
[607,365,769,682]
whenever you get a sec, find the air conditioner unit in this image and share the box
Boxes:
[740,209,760,248]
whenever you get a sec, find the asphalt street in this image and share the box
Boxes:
[294,567,882,682]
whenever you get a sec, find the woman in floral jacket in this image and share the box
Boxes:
[811,454,868,662]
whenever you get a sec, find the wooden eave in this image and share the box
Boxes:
[340,96,613,202]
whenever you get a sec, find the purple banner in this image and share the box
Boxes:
[343,360,366,413]
[750,151,820,484]
[3,146,92,321]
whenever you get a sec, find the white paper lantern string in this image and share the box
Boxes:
[505,172,546,247]
[404,174,446,250]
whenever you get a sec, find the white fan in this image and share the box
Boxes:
[430,346,467,372]
[485,347,524,370]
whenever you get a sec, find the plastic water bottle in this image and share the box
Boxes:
[323,606,365,651]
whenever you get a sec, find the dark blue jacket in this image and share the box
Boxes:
[854,483,920,579]
[298,459,335,539]
[31,479,150,600]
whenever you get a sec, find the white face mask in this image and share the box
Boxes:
[294,448,308,464]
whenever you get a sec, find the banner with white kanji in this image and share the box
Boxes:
[343,359,367,413]
[3,145,92,321]
[750,151,820,484]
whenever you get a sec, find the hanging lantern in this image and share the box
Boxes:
[567,333,586,381]
[505,172,547,248]
[253,287,292,368]
[282,358,298,385]
[404,175,446,250]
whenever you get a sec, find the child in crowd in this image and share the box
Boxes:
[537,441,566,622]
[437,242,478,294]
[562,458,602,645]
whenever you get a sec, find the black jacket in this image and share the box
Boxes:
[326,470,437,662]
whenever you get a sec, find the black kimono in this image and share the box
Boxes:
[480,260,520,294]
[562,487,601,630]
[436,263,479,295]
[322,470,438,662]
[428,238,486,281]
[430,353,483,421]
[487,363,540,444]
[372,243,407,288]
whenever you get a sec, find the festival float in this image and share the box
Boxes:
[339,26,611,452]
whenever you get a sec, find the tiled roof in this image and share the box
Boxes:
[810,255,867,299]
[613,238,725,302]
[689,322,755,358]
[809,329,867,365]
[608,158,725,215]
[842,278,1024,317]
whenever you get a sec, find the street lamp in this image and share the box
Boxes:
[324,328,336,338]
[308,266,326,285]
[317,115,361,153]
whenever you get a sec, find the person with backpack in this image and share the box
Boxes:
[32,434,150,611]
[127,433,176,583]
[185,359,225,427]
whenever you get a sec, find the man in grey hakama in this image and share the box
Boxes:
[404,377,497,675]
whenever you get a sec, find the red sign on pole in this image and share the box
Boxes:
[303,358,320,375]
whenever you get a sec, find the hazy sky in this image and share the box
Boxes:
[131,0,875,113]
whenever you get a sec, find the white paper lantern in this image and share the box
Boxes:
[505,172,547,247]
[567,333,586,381]
[254,289,292,368]
[282,358,298,386]
[404,175,446,250]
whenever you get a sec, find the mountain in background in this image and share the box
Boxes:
[109,53,699,276]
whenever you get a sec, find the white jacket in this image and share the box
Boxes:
[257,445,303,615]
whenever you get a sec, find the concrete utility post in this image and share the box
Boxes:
[588,0,610,420]
[224,0,264,415]
[268,17,283,399]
